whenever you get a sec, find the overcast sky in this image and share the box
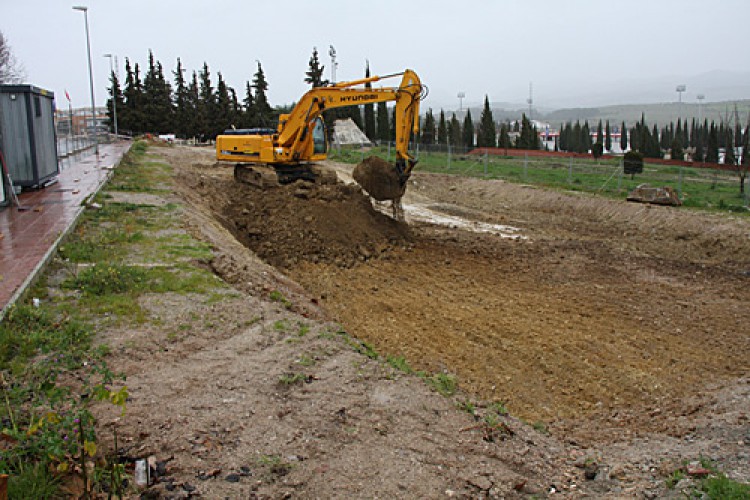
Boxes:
[3,0,750,112]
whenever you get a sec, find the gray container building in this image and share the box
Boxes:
[0,85,59,189]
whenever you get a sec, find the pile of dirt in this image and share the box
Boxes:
[353,156,405,201]
[225,180,412,269]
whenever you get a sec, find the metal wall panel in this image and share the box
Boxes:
[0,85,59,188]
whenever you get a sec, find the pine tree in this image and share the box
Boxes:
[187,71,202,139]
[105,68,124,134]
[477,96,496,148]
[214,72,233,136]
[173,58,190,138]
[122,58,144,135]
[462,110,474,149]
[252,62,273,127]
[376,102,389,143]
[363,62,376,141]
[198,62,215,139]
[242,81,255,128]
[437,109,448,145]
[304,47,328,88]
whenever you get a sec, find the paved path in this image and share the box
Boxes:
[0,141,131,316]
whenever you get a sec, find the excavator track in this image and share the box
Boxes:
[234,163,338,189]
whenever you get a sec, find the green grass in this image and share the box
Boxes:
[0,140,224,495]
[701,474,750,499]
[427,372,457,397]
[332,145,748,214]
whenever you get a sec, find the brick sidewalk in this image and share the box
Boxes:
[0,141,131,316]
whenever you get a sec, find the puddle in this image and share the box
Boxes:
[404,203,526,239]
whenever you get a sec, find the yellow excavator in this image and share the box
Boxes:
[216,69,425,199]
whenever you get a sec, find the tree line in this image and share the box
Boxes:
[107,48,393,141]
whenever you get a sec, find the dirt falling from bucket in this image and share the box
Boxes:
[353,156,406,201]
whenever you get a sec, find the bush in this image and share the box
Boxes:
[623,151,644,176]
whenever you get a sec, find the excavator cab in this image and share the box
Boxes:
[312,117,327,155]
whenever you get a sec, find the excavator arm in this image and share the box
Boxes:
[274,70,423,181]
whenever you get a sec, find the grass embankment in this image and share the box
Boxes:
[0,141,228,497]
[332,146,749,214]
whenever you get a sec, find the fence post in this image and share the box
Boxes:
[387,141,391,161]
[568,157,573,185]
[447,143,451,171]
[361,140,365,163]
[524,153,528,182]
[484,151,488,177]
[617,159,623,191]
[678,166,683,199]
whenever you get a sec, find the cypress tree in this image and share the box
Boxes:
[376,102,389,143]
[187,71,202,139]
[595,120,603,146]
[477,96,496,148]
[517,113,538,150]
[462,110,475,149]
[449,113,462,147]
[437,109,448,145]
[620,121,628,151]
[582,121,591,153]
[605,120,612,152]
[571,121,582,153]
[363,62,376,141]
[421,109,436,145]
[498,122,511,149]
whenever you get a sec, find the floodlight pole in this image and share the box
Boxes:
[73,5,98,155]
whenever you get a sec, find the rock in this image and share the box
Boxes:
[225,473,241,483]
[468,476,492,491]
[584,463,599,480]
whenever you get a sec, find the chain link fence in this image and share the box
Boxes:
[330,142,749,212]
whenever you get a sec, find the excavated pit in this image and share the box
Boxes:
[178,154,750,429]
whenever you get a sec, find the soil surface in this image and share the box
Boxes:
[98,145,750,498]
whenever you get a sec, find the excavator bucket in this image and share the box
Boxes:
[353,156,407,201]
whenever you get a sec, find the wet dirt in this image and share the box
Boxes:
[124,145,750,496]
[352,155,405,201]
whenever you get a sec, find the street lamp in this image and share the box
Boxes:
[73,5,98,155]
[103,53,118,137]
[457,92,465,112]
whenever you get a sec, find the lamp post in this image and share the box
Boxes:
[73,5,98,155]
[457,92,465,112]
[103,53,118,137]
